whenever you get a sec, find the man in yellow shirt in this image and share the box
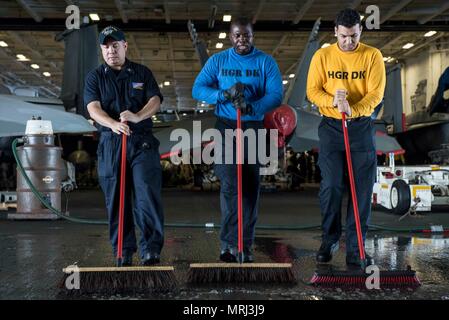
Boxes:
[306,8,386,267]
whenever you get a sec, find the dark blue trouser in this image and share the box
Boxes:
[97,131,164,259]
[214,117,264,251]
[318,116,376,255]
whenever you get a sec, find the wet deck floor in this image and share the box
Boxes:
[1,187,449,300]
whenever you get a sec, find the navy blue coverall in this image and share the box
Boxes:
[84,59,164,258]
[318,116,377,255]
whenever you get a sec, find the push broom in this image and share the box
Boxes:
[61,123,176,294]
[188,83,296,284]
[310,112,420,288]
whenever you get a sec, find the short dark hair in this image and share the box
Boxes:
[230,17,253,31]
[335,8,361,28]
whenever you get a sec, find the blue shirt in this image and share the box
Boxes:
[84,59,163,133]
[192,47,283,121]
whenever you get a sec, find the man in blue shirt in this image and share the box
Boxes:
[192,18,283,262]
[84,26,164,266]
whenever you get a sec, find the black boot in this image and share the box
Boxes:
[346,252,374,267]
[141,252,161,266]
[243,247,254,263]
[316,241,339,263]
[219,247,237,263]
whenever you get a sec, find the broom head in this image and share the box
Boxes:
[310,265,420,288]
[187,263,296,284]
[59,266,177,294]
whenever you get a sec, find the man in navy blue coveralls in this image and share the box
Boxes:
[192,18,283,262]
[84,26,164,266]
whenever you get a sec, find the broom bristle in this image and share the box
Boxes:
[187,263,296,284]
[59,266,177,294]
[310,268,421,288]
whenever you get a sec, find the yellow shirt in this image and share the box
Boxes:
[306,42,386,119]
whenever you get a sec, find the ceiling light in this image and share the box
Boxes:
[31,64,39,69]
[321,43,331,48]
[0,41,8,47]
[402,43,414,50]
[289,74,295,78]
[387,57,395,63]
[182,113,187,116]
[216,42,223,49]
[424,31,437,37]
[383,56,391,62]
[360,15,365,20]
[199,110,204,113]
[16,54,30,61]
[223,15,232,22]
[89,13,100,21]
[43,72,51,77]
[282,80,288,85]
[219,32,227,39]
[164,81,170,86]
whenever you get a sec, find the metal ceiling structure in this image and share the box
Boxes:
[0,0,448,112]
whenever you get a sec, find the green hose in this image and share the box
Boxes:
[13,138,108,225]
[11,137,449,233]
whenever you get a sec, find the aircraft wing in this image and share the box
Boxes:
[0,94,97,137]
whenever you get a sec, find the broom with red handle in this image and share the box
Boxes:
[61,120,177,294]
[310,112,420,288]
[187,83,295,283]
[341,112,367,269]
[116,121,128,267]
[236,107,244,264]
